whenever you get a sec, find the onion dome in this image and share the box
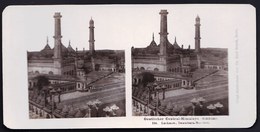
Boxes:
[173,37,181,49]
[196,15,200,21]
[42,44,51,51]
[67,40,75,52]
[89,17,94,26]
[149,33,157,47]
[41,37,53,54]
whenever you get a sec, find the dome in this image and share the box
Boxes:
[89,18,94,25]
[196,15,200,21]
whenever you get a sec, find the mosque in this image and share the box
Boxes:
[28,12,125,92]
[28,12,125,118]
[132,10,228,116]
[132,10,228,89]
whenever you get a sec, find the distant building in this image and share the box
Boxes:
[132,9,228,89]
[28,12,125,92]
[132,10,202,76]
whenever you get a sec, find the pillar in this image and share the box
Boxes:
[195,15,201,53]
[159,10,169,56]
[89,18,95,55]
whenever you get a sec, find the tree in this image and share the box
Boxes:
[36,75,50,93]
[141,72,155,87]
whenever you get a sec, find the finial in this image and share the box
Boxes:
[69,40,71,46]
[46,36,49,44]
[175,36,177,43]
[152,33,154,40]
[76,47,78,51]
[196,15,200,20]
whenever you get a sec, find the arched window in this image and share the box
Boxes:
[35,71,39,74]
[154,68,159,71]
[140,67,145,70]
[49,71,53,75]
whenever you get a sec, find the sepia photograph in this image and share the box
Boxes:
[27,12,125,118]
[132,9,228,116]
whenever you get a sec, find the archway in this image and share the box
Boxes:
[49,71,53,75]
[154,68,159,71]
[140,67,145,70]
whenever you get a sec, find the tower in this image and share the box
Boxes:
[159,10,169,56]
[89,18,95,55]
[53,12,63,74]
[195,15,201,53]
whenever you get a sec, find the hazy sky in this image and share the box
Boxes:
[3,5,255,51]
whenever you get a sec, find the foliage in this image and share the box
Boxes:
[36,75,50,91]
[141,72,155,87]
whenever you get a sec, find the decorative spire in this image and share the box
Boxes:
[69,40,71,46]
[174,36,177,43]
[89,17,95,55]
[195,14,201,53]
[196,15,200,20]
[159,9,168,56]
[149,32,157,47]
[46,36,49,44]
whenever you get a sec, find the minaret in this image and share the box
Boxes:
[53,12,63,74]
[46,36,49,45]
[53,12,62,59]
[89,18,95,55]
[195,15,201,53]
[159,10,169,56]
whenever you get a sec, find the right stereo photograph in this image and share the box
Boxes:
[132,9,228,116]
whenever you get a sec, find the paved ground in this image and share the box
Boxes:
[58,73,125,110]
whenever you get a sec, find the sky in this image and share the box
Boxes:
[3,5,255,51]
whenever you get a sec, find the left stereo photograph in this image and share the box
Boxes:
[27,12,126,119]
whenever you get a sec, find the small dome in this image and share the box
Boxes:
[89,18,94,25]
[196,15,200,21]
